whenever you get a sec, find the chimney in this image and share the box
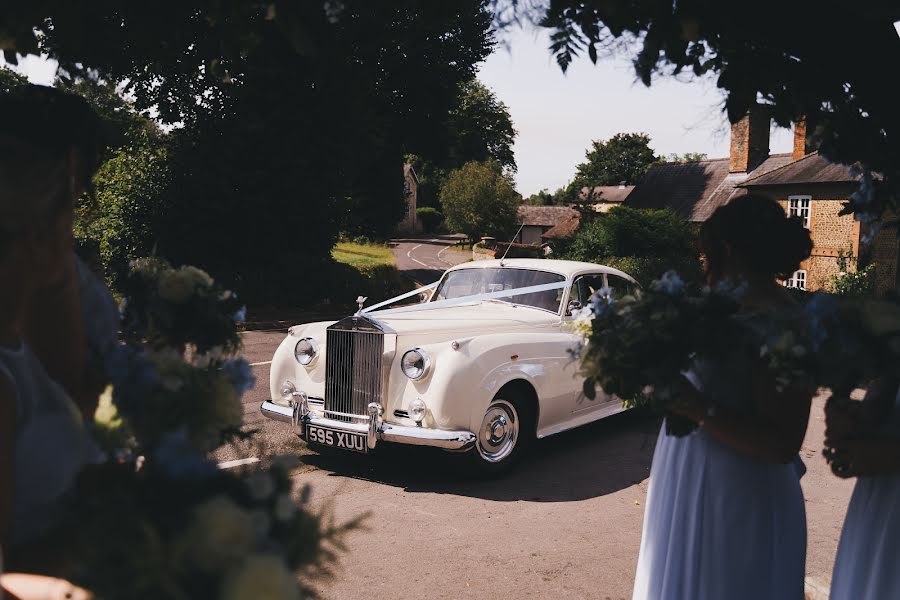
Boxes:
[792,118,816,160]
[729,104,771,173]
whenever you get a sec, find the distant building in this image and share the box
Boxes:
[515,205,580,245]
[398,163,420,233]
[626,106,898,293]
[577,183,635,212]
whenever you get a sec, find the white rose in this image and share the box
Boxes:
[158,270,194,303]
[221,555,300,600]
[182,496,257,571]
[179,265,214,289]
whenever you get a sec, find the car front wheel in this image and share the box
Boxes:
[469,397,531,476]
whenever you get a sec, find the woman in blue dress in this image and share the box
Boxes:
[633,195,815,600]
[826,379,900,599]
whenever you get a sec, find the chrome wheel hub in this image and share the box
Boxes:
[477,400,519,463]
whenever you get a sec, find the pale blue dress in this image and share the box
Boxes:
[829,389,900,599]
[0,340,91,546]
[632,352,807,600]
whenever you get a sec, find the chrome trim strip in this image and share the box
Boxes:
[259,401,476,452]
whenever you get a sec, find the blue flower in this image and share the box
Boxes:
[651,271,685,296]
[222,358,256,396]
[233,306,247,323]
[589,287,614,316]
[153,427,218,480]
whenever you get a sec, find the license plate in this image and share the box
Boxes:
[306,425,368,453]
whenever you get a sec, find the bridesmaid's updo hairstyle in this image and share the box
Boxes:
[700,194,813,282]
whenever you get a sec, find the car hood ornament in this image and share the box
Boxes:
[355,295,368,315]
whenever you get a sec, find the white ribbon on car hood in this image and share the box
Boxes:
[362,280,569,317]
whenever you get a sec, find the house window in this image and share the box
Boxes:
[788,195,811,229]
[784,269,807,290]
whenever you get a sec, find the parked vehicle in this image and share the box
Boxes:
[260,259,638,474]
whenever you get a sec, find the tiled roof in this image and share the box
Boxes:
[517,205,579,227]
[626,154,794,222]
[740,152,858,187]
[577,185,635,203]
[542,215,581,239]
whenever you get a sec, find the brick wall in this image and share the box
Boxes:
[776,197,859,291]
[872,222,900,294]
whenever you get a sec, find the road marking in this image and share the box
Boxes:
[218,457,260,469]
[249,360,272,367]
[406,243,442,270]
[437,244,456,265]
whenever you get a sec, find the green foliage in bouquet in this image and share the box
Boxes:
[577,272,747,436]
[69,259,357,599]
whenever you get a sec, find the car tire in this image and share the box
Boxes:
[468,395,533,477]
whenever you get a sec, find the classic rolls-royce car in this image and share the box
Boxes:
[260,259,638,474]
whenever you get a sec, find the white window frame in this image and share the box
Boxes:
[788,195,811,229]
[784,269,807,290]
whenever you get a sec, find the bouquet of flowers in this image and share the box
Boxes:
[577,269,900,437]
[65,259,359,599]
[575,272,749,436]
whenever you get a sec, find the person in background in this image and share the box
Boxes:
[826,377,900,599]
[632,194,815,600]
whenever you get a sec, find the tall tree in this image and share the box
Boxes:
[567,132,657,197]
[441,160,521,241]
[524,0,900,223]
[408,78,517,209]
[447,79,517,171]
[1,2,495,299]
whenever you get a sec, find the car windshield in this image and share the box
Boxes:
[432,267,566,313]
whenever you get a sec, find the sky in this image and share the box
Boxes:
[479,25,794,196]
[3,31,798,198]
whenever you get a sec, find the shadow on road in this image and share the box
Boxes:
[301,410,661,503]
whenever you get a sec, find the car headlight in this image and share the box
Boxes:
[401,348,430,380]
[408,398,427,423]
[294,337,319,366]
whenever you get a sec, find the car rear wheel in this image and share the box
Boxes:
[469,396,532,476]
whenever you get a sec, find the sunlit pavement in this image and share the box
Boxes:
[221,330,851,599]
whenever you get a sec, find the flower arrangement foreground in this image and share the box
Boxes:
[68,259,360,599]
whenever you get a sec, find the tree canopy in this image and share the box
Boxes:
[525,0,900,221]
[567,132,657,197]
[440,160,521,241]
[407,78,517,209]
[1,2,496,300]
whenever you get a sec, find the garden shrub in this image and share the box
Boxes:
[416,207,444,233]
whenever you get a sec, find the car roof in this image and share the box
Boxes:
[446,258,637,283]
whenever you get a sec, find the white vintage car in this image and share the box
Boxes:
[260,259,638,474]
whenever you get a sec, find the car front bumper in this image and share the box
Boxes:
[260,399,476,452]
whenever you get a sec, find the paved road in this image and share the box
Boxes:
[390,234,470,285]
[223,331,853,599]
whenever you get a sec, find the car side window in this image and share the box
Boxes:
[607,274,637,299]
[566,274,607,315]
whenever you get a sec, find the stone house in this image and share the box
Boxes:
[398,163,420,233]
[515,205,580,245]
[626,106,897,293]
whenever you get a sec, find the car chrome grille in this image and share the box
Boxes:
[325,316,384,422]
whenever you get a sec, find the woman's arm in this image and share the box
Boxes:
[1,373,16,548]
[672,365,812,464]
